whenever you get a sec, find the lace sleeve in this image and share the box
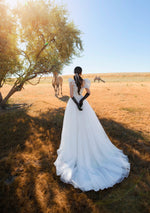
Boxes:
[84,79,91,89]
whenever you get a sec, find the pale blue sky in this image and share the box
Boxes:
[6,0,150,75]
[57,0,150,75]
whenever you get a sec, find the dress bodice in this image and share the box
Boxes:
[69,78,91,97]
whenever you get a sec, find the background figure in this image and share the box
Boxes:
[94,76,105,83]
[52,72,63,96]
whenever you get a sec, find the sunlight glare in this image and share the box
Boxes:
[5,0,27,9]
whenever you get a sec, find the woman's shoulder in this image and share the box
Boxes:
[68,78,75,85]
[83,78,91,88]
[83,78,90,82]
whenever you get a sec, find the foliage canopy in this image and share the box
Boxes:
[0,0,83,106]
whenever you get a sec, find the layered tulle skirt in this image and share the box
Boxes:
[54,97,130,191]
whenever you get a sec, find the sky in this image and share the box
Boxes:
[57,0,150,75]
[5,0,150,75]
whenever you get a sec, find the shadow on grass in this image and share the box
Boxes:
[0,108,31,159]
[99,117,150,169]
[0,103,32,113]
[57,95,70,103]
[0,108,149,213]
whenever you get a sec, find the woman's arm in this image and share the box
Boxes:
[69,82,74,98]
[79,81,91,108]
[83,79,91,95]
[85,87,91,95]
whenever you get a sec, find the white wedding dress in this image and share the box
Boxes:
[54,78,130,191]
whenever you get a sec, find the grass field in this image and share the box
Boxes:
[0,73,150,213]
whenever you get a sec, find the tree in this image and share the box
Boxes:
[0,0,83,107]
[0,0,22,101]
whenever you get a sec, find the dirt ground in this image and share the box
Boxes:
[1,79,150,136]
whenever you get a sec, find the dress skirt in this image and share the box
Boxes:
[54,97,130,191]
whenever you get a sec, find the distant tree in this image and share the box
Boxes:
[0,0,83,107]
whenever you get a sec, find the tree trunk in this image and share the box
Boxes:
[0,86,18,108]
[0,91,3,103]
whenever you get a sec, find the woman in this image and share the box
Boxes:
[54,66,130,191]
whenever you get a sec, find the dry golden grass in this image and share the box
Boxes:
[0,73,150,213]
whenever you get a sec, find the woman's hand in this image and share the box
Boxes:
[79,99,83,108]
[79,92,90,107]
[72,97,82,111]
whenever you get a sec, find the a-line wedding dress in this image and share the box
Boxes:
[54,78,130,191]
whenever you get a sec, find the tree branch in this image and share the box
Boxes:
[27,75,42,86]
[19,50,31,66]
[36,43,48,60]
[36,37,55,60]
[39,32,46,44]
[33,65,55,76]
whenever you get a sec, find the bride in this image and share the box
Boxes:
[54,66,130,191]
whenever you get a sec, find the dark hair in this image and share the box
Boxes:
[74,66,83,95]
